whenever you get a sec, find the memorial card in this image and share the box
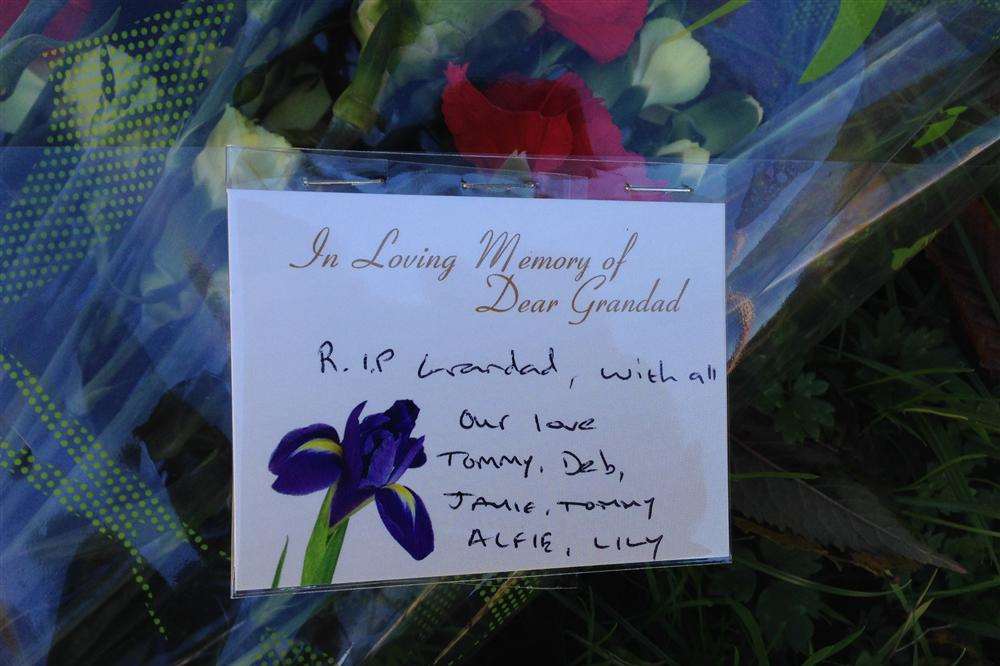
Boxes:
[228,188,729,593]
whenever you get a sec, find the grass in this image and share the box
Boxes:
[480,207,1000,665]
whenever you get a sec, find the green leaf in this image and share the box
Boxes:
[890,230,939,270]
[264,78,331,133]
[676,91,763,155]
[912,106,966,148]
[271,535,289,589]
[912,117,958,148]
[731,442,965,572]
[799,0,886,83]
[755,371,835,445]
[300,486,350,586]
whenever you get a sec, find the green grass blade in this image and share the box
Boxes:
[270,535,289,589]
[927,576,1000,599]
[726,600,770,666]
[735,555,895,598]
[896,453,991,490]
[902,511,1000,538]
[896,496,1000,521]
[954,222,1000,325]
[875,600,931,662]
[802,626,865,666]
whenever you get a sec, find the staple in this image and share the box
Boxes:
[301,176,386,187]
[460,179,537,192]
[624,183,694,194]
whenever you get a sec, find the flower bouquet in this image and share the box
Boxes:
[1,0,998,663]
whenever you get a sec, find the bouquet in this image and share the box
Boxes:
[1,0,998,663]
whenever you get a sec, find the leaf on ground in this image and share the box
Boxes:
[731,441,965,573]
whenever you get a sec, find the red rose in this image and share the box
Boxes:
[442,63,661,199]
[536,0,646,63]
[1,0,91,42]
[442,63,634,174]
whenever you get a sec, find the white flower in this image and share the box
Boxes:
[633,18,711,114]
[656,139,710,185]
[193,105,294,210]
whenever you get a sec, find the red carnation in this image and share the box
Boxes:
[442,63,660,199]
[536,0,646,63]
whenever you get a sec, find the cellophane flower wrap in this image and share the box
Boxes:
[1,1,998,663]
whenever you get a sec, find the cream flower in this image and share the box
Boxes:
[193,105,294,210]
[656,139,710,185]
[633,18,711,116]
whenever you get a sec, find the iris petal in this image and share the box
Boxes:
[389,436,425,484]
[375,483,434,560]
[361,431,398,488]
[327,485,375,527]
[409,448,427,468]
[269,423,339,474]
[384,400,419,439]
[341,401,367,480]
[269,423,343,496]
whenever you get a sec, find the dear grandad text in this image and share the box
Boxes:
[290,226,692,326]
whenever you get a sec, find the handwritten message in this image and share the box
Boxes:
[229,190,729,592]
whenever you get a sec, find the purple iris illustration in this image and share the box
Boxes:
[268,400,433,560]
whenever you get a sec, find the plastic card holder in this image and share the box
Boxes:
[226,147,731,596]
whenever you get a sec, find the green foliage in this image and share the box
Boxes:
[755,364,835,445]
[300,487,349,586]
[913,106,968,148]
[754,542,825,654]
[271,536,289,589]
[483,250,1000,665]
[799,0,887,83]
[674,91,763,154]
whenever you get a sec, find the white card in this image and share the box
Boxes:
[228,188,729,593]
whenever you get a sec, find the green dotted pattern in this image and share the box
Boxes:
[0,3,234,307]
[0,349,229,640]
[249,628,338,665]
[380,577,536,664]
[441,578,535,663]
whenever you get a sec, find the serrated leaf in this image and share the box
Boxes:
[757,371,835,444]
[799,0,886,83]
[731,442,965,572]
